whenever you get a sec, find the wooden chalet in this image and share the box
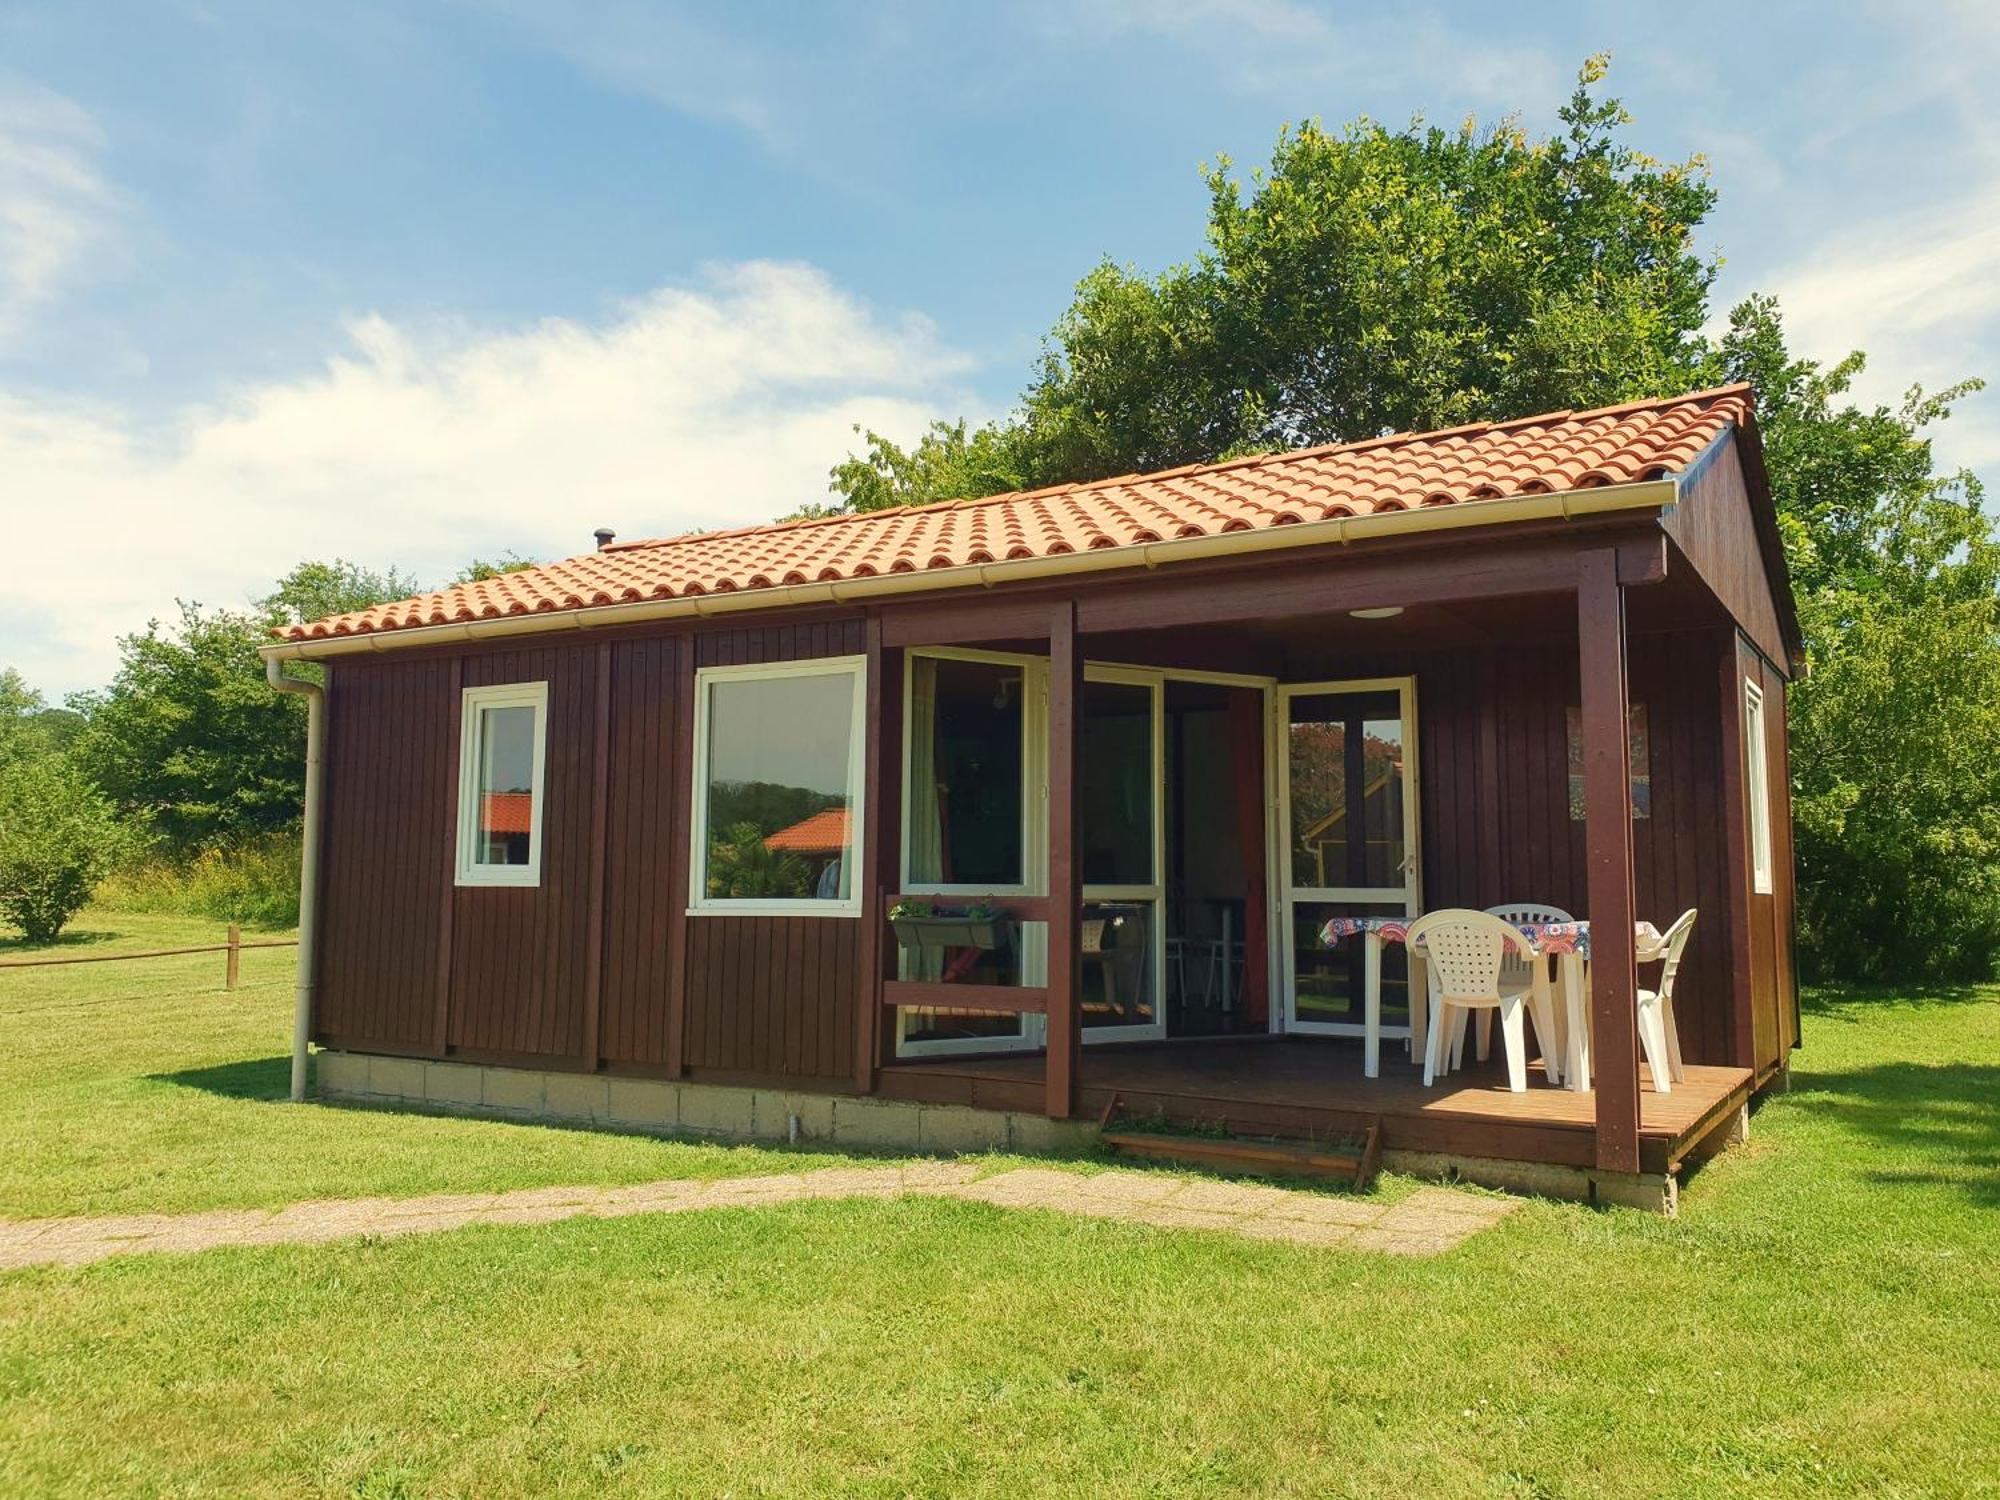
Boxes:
[265,384,1801,1209]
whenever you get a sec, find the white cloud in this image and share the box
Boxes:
[1762,192,2000,476]
[0,82,117,346]
[0,261,976,695]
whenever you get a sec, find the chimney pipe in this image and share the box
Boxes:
[594,527,616,551]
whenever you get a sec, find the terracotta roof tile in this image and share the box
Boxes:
[283,384,1751,642]
[763,807,851,856]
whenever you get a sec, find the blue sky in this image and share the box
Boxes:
[3,1,1996,693]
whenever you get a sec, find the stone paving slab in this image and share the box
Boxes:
[0,1164,1514,1271]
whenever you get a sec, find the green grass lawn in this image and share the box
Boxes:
[3,908,1997,1497]
[0,908,964,1220]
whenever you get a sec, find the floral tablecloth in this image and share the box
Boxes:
[1318,916,1661,961]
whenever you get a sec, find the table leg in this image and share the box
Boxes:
[1363,932,1382,1079]
[1532,959,1561,1084]
[1561,951,1590,1092]
[1220,905,1234,1014]
[1408,947,1428,1065]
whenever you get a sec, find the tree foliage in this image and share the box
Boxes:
[820,59,2000,981]
[261,559,421,628]
[705,822,812,900]
[1719,297,2000,979]
[452,553,540,584]
[0,668,82,772]
[829,56,1717,510]
[0,755,132,943]
[67,604,310,849]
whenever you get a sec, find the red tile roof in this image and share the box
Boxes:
[480,791,533,835]
[282,384,1751,643]
[763,806,850,856]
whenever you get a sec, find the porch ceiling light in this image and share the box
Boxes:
[1349,606,1405,620]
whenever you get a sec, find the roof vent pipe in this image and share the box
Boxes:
[594,528,616,551]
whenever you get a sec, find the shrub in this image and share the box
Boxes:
[0,758,134,943]
[99,833,302,929]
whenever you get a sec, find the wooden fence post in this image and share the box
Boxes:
[226,924,241,991]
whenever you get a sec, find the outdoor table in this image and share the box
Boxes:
[1318,916,1665,1089]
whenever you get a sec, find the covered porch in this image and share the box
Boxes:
[851,509,1786,1192]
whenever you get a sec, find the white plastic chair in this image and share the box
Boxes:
[1475,902,1574,1082]
[1638,908,1697,1091]
[1408,910,1557,1092]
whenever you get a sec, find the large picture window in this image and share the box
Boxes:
[691,658,866,914]
[456,681,548,887]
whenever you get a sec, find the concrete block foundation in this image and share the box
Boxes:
[314,1050,1683,1214]
[314,1050,1098,1158]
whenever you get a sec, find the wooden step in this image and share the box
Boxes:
[1101,1119,1383,1190]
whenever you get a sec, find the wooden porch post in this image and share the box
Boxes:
[1045,601,1083,1118]
[856,616,888,1096]
[1577,549,1641,1174]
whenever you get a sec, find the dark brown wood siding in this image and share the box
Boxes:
[445,645,599,1059]
[313,614,869,1081]
[598,635,683,1068]
[684,916,859,1082]
[313,568,1769,1091]
[1408,631,1739,1066]
[683,616,865,1080]
[1737,637,1798,1075]
[315,655,458,1049]
[1663,433,1790,672]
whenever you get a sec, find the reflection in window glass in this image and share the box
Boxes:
[1288,691,1405,889]
[1746,682,1773,894]
[701,668,857,903]
[474,704,537,867]
[907,657,1023,888]
[1294,901,1411,1029]
[1083,900,1156,1029]
[1082,680,1153,886]
[897,919,1044,1044]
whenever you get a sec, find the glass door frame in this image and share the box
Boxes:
[1087,661,1282,1042]
[1275,675,1423,1038]
[1080,665,1168,1044]
[894,646,1048,1058]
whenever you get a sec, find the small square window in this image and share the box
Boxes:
[457,682,548,887]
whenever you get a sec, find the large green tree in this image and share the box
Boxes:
[68,561,422,848]
[823,60,2000,981]
[67,603,311,848]
[829,57,1717,509]
[0,669,83,773]
[1719,299,1999,980]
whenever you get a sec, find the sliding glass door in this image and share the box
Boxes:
[1081,669,1165,1042]
[1277,678,1421,1037]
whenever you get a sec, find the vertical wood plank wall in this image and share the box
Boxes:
[314,616,866,1083]
[1411,630,1751,1070]
[315,655,457,1049]
[314,609,1789,1087]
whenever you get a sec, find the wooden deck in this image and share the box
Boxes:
[879,1036,1755,1176]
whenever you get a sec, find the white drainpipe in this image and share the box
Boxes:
[265,657,325,1102]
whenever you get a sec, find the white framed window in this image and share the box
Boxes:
[690,656,867,916]
[1745,680,1773,895]
[456,681,548,887]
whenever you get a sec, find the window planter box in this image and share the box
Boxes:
[889,914,1008,955]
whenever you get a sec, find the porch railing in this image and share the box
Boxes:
[879,894,1050,1014]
